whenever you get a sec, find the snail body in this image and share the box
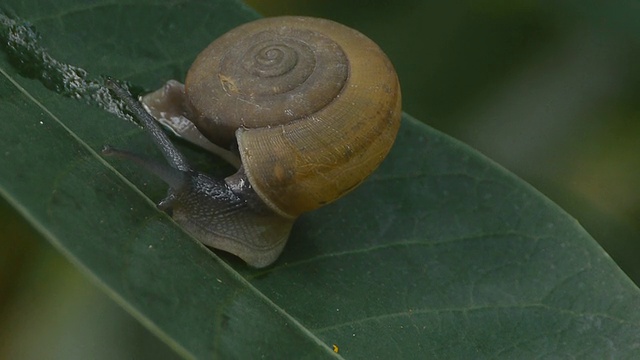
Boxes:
[106,16,401,268]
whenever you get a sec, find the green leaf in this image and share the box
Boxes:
[1,1,639,358]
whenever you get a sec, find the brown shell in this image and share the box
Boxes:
[185,16,401,217]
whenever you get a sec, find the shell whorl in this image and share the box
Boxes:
[186,17,350,148]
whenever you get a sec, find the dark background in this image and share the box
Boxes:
[1,1,638,358]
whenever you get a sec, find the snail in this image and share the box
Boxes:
[104,16,401,268]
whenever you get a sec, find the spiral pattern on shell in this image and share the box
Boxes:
[186,18,349,147]
[185,16,402,217]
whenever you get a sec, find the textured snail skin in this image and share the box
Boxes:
[134,16,401,267]
[165,169,293,268]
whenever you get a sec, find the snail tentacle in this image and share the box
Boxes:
[106,79,191,172]
[101,145,187,190]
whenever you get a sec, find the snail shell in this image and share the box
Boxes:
[119,16,401,267]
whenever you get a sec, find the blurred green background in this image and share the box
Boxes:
[1,1,638,358]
